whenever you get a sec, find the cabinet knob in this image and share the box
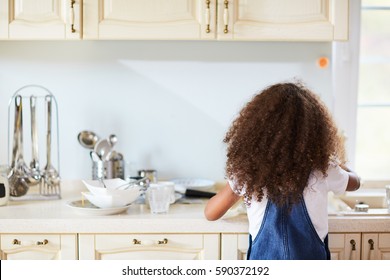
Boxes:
[350,239,356,251]
[12,239,21,245]
[368,239,374,250]
[36,239,49,245]
[158,238,168,245]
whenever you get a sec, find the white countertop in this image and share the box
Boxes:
[0,180,389,234]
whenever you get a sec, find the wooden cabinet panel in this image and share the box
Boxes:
[79,233,219,260]
[328,233,361,260]
[0,234,77,260]
[362,233,390,260]
[83,0,215,40]
[0,0,82,39]
[217,0,348,41]
[221,233,248,260]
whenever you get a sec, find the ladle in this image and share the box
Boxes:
[78,130,100,150]
[8,95,29,196]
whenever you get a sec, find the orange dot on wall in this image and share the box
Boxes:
[317,57,329,69]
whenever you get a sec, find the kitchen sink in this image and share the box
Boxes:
[328,188,390,216]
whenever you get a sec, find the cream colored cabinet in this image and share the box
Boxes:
[78,233,219,260]
[361,233,390,260]
[83,0,216,40]
[328,233,361,260]
[0,0,82,39]
[221,233,248,260]
[218,0,349,41]
[82,0,348,41]
[0,234,78,260]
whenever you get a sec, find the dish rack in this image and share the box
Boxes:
[7,85,61,200]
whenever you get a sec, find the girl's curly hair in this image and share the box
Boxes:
[224,82,345,208]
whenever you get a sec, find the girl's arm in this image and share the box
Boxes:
[204,182,241,221]
[340,164,361,192]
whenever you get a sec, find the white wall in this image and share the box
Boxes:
[0,41,332,181]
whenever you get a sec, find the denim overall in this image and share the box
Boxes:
[247,197,330,260]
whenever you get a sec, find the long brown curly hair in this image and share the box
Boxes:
[224,82,345,208]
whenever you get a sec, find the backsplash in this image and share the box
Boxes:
[0,41,332,180]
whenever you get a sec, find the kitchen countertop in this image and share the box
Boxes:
[0,180,389,234]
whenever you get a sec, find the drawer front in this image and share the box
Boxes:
[80,233,219,260]
[1,234,77,260]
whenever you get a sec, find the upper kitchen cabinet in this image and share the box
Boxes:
[218,0,349,41]
[82,0,348,41]
[0,0,82,39]
[83,0,216,40]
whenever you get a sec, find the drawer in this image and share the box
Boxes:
[79,233,219,260]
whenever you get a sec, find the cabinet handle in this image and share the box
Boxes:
[158,238,168,245]
[205,0,211,33]
[132,238,168,245]
[350,239,356,251]
[36,239,49,246]
[368,239,374,250]
[70,0,76,33]
[132,239,141,245]
[223,0,229,33]
[12,239,21,245]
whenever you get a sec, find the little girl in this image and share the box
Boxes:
[205,82,360,260]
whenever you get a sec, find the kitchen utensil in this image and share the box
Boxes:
[92,158,124,180]
[98,177,107,188]
[0,167,10,206]
[29,95,41,186]
[108,134,117,147]
[138,169,158,184]
[94,138,112,159]
[174,184,216,198]
[115,177,147,190]
[8,95,29,197]
[43,95,60,195]
[78,130,100,150]
[90,151,101,163]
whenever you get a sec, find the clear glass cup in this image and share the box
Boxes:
[147,184,171,214]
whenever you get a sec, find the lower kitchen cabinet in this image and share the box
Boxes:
[0,234,78,260]
[78,233,219,260]
[329,233,390,260]
[361,233,390,260]
[221,233,248,260]
[222,233,390,260]
[328,233,361,260]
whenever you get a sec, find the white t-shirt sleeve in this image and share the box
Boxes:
[326,164,349,195]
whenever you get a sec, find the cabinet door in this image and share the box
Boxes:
[0,0,82,39]
[221,233,248,260]
[83,0,216,40]
[79,233,219,260]
[217,0,348,41]
[362,233,390,260]
[0,234,77,260]
[328,233,361,260]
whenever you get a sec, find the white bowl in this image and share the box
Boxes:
[82,178,140,196]
[82,190,140,208]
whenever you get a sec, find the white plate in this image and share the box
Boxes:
[66,199,130,216]
[170,178,215,190]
